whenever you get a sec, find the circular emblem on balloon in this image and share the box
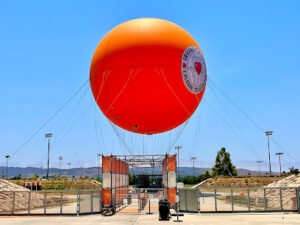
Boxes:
[90,18,207,134]
[181,46,207,94]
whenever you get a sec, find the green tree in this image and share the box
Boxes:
[212,147,237,176]
[288,166,299,175]
[129,173,140,185]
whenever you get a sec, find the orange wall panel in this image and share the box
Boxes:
[168,156,176,171]
[102,156,111,172]
[168,188,176,205]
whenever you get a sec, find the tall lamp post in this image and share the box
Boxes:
[59,156,63,177]
[97,154,101,179]
[5,155,10,180]
[175,146,183,180]
[256,160,262,176]
[68,163,71,178]
[275,152,284,175]
[40,166,43,178]
[45,133,53,179]
[265,131,273,175]
[191,157,196,176]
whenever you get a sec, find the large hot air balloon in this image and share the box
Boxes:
[90,18,207,134]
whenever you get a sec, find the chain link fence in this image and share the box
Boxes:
[179,187,300,213]
[0,189,101,216]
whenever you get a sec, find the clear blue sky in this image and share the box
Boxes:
[0,0,299,173]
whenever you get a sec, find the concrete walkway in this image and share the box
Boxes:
[0,212,299,225]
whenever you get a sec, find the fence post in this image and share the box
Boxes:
[11,191,15,215]
[198,189,200,213]
[100,189,102,213]
[28,191,31,215]
[279,188,283,211]
[184,189,187,211]
[77,191,80,216]
[60,192,63,215]
[44,192,47,215]
[231,189,234,212]
[91,191,93,214]
[247,188,250,212]
[264,188,267,211]
[214,189,217,212]
[297,187,300,213]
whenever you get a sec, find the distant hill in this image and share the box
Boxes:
[0,166,274,178]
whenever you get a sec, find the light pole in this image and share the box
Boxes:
[59,156,63,177]
[191,157,196,176]
[265,131,273,175]
[45,133,53,179]
[5,155,10,180]
[40,166,43,178]
[67,163,71,178]
[275,152,284,175]
[97,154,101,179]
[175,146,183,180]
[256,160,262,176]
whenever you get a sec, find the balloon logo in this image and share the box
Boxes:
[194,62,202,75]
[90,18,207,134]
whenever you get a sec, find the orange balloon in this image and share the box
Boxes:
[90,18,207,134]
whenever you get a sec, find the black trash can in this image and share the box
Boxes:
[159,199,170,221]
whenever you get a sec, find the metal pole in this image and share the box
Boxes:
[97,154,101,179]
[264,188,267,211]
[60,192,63,215]
[45,133,53,179]
[175,146,182,180]
[5,155,10,180]
[247,188,250,212]
[231,189,234,212]
[256,161,262,176]
[59,156,63,178]
[280,187,283,211]
[265,131,273,175]
[191,157,196,176]
[214,189,217,212]
[276,152,283,175]
[68,163,71,178]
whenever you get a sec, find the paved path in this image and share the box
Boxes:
[0,212,300,225]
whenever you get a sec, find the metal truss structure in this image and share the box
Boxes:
[112,154,174,168]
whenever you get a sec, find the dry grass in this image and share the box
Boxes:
[10,178,101,190]
[199,176,286,188]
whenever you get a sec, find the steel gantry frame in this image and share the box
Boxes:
[113,154,168,168]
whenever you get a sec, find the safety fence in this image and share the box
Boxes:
[109,188,165,214]
[0,189,102,216]
[179,187,300,213]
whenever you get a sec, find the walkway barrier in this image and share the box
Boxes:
[179,187,299,213]
[0,189,102,216]
[111,188,165,215]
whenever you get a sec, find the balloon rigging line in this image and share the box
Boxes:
[158,69,191,116]
[92,105,105,155]
[207,82,262,160]
[108,120,133,155]
[38,102,93,165]
[9,79,89,160]
[203,98,263,160]
[104,69,138,115]
[53,83,90,145]
[208,77,299,166]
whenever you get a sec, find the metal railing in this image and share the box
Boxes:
[179,187,300,213]
[110,188,165,214]
[0,189,102,216]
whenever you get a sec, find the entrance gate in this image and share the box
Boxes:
[115,188,164,215]
[101,154,177,215]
